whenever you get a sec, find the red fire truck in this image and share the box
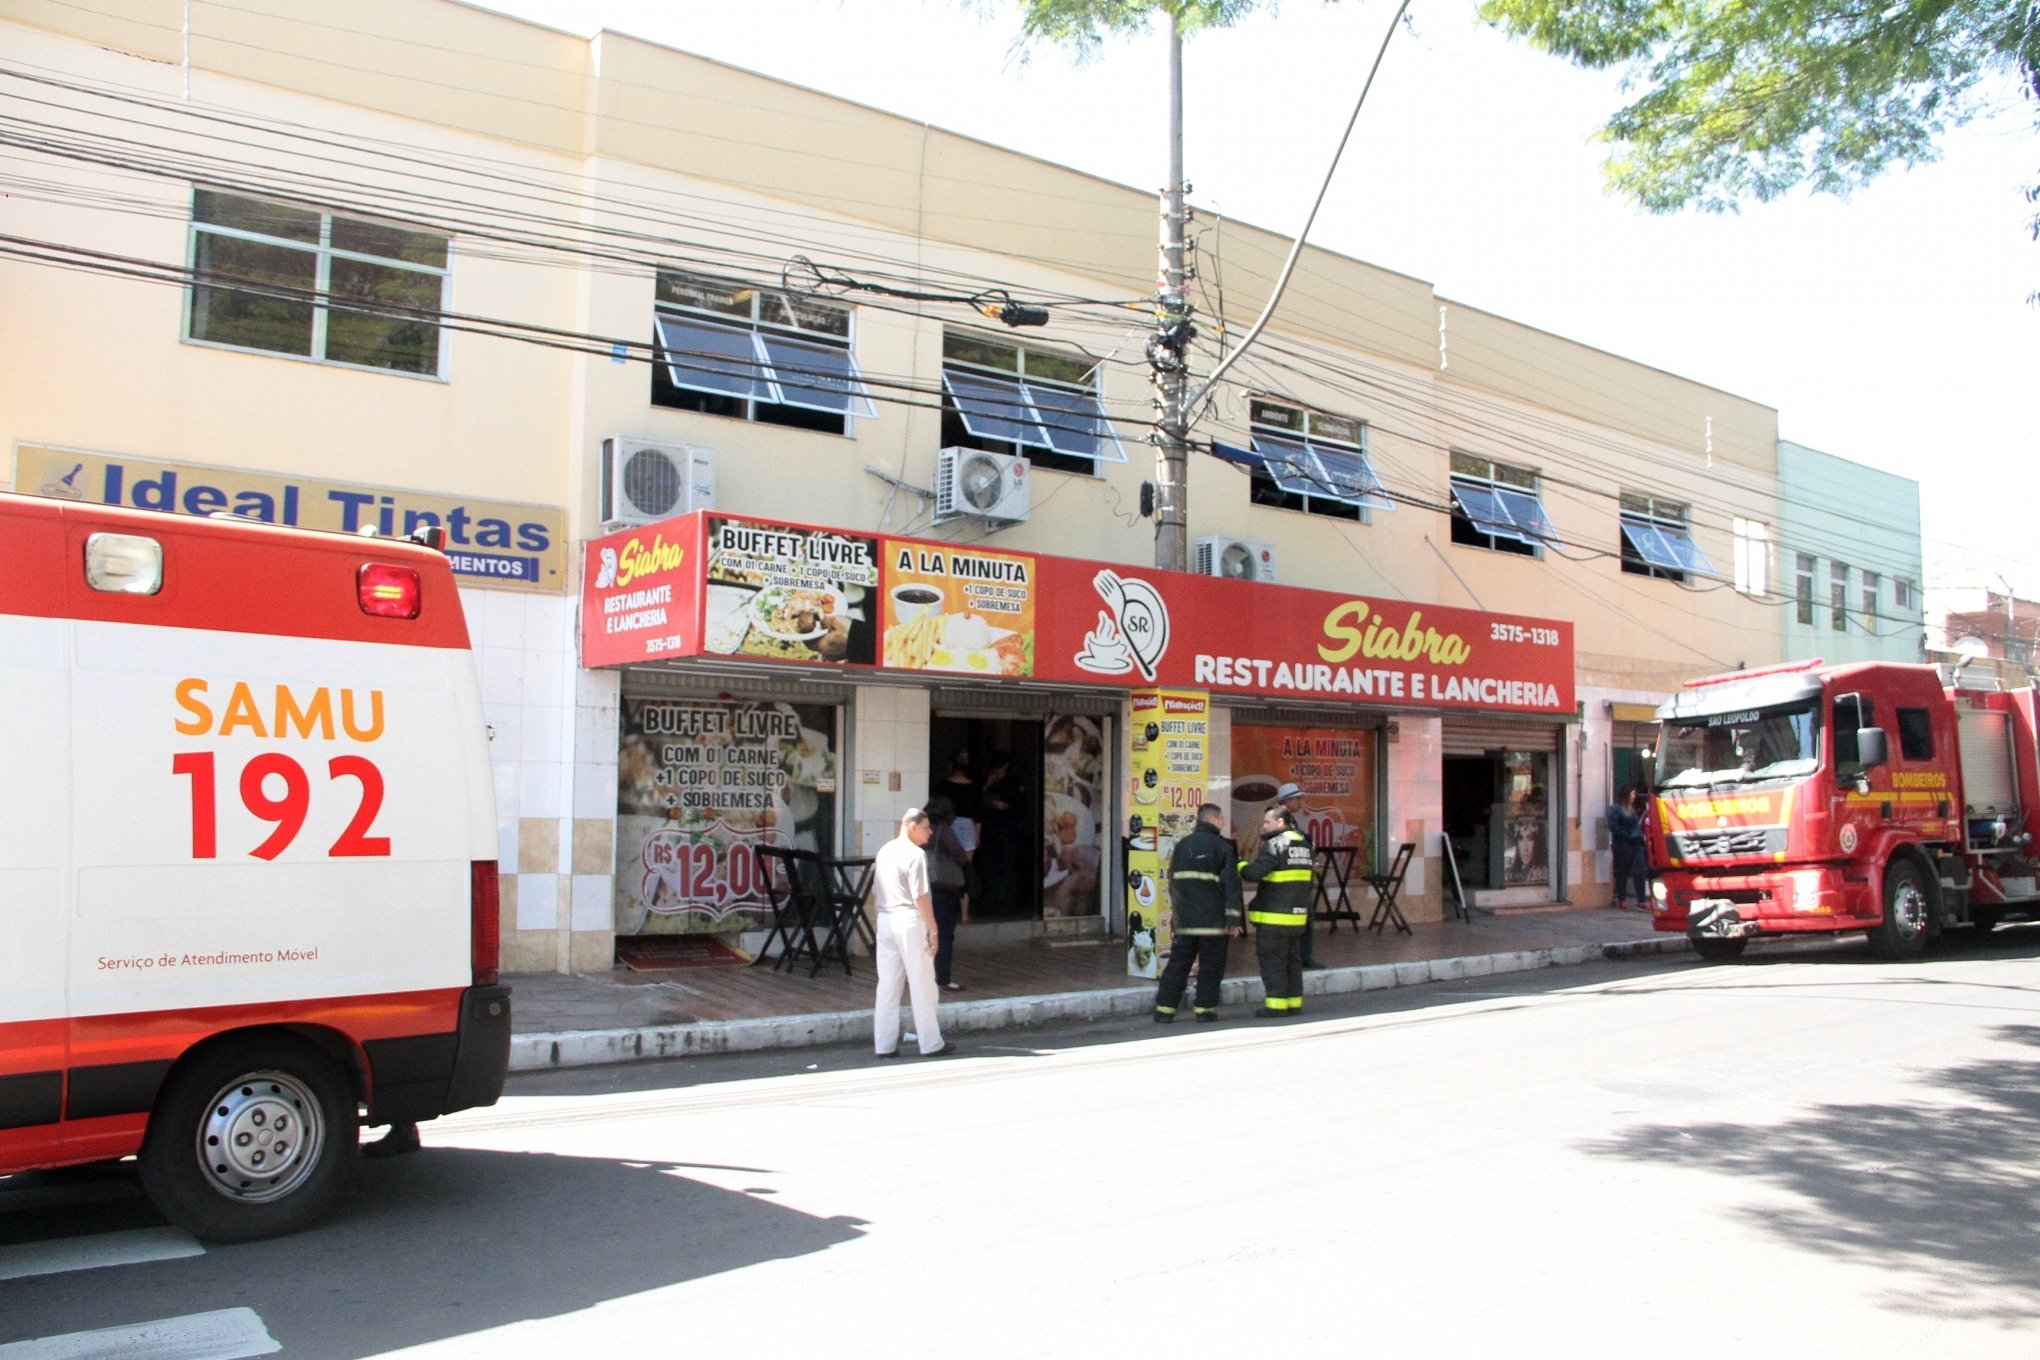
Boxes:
[1650,659,2040,961]
[1,492,508,1239]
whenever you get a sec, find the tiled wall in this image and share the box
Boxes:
[852,684,931,856]
[463,588,619,974]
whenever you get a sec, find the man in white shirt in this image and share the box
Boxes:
[873,808,957,1058]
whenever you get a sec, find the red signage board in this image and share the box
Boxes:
[580,511,1574,715]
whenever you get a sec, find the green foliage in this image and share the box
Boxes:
[1476,1,2040,212]
[978,0,1271,61]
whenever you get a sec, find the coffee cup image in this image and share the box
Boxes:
[890,583,944,622]
[1230,773,1279,837]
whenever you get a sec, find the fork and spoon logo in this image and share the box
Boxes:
[1075,569,1171,682]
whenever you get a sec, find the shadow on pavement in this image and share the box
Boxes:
[1580,1018,2040,1324]
[1,1148,865,1357]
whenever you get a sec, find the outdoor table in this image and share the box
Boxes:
[813,855,877,976]
[1312,844,1361,931]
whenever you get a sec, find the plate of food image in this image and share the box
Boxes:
[748,584,842,641]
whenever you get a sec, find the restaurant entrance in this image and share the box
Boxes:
[928,701,1111,921]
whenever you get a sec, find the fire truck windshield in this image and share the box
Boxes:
[1656,701,1822,789]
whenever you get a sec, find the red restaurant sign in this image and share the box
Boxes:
[582,511,1574,714]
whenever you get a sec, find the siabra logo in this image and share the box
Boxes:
[1075,569,1171,682]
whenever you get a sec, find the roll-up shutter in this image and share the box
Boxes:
[1442,716,1566,754]
[621,667,855,707]
[930,685,1120,717]
[1225,701,1383,732]
[1958,709,2016,813]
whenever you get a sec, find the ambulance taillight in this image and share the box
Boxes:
[471,860,501,986]
[358,562,422,619]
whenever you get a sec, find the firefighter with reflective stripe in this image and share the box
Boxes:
[1241,803,1313,1016]
[1153,803,1245,1023]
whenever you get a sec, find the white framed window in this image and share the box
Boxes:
[1213,399,1393,522]
[1450,452,1558,557]
[940,330,1124,476]
[1796,554,1816,626]
[1861,571,1881,635]
[1732,518,1771,596]
[1619,493,1714,582]
[1895,577,1916,611]
[187,189,448,376]
[1831,561,1850,631]
[652,271,874,435]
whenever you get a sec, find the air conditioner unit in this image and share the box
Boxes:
[600,436,715,528]
[934,447,1030,526]
[1195,535,1277,583]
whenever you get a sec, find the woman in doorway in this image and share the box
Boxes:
[923,795,973,990]
[939,748,981,824]
[976,751,1022,916]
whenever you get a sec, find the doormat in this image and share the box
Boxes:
[615,935,752,971]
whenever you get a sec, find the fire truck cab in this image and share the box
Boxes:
[1650,659,2040,962]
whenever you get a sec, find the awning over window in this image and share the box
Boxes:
[1215,435,1393,510]
[656,312,876,415]
[1452,479,1561,547]
[941,368,1127,463]
[1621,517,1716,575]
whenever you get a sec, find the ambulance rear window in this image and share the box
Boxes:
[85,532,164,595]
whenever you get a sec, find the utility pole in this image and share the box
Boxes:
[1149,11,1193,573]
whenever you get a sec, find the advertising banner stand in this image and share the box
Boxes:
[1125,688,1210,978]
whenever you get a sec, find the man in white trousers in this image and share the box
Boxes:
[873,808,958,1058]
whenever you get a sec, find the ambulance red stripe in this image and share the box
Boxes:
[0,499,470,648]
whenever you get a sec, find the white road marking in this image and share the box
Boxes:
[0,1308,278,1360]
[0,1227,203,1282]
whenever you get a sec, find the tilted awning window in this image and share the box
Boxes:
[656,311,875,413]
[1233,433,1394,510]
[1452,477,1561,548]
[1621,516,1716,575]
[942,368,1127,463]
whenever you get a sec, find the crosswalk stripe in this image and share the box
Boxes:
[0,1227,203,1282]
[0,1307,278,1360]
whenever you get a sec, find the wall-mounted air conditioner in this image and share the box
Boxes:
[934,447,1030,526]
[600,436,715,529]
[1195,535,1277,583]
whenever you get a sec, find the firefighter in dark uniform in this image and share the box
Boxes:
[1241,803,1314,1016]
[1152,803,1245,1023]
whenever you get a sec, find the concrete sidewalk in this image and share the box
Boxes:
[506,906,1686,1072]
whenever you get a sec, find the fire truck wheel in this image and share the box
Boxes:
[1689,937,1747,963]
[139,1035,356,1243]
[1867,858,1933,962]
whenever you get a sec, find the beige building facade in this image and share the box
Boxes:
[2,0,1796,971]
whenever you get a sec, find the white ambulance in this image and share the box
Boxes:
[1,490,509,1241]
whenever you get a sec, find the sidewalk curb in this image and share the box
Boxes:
[508,934,1691,1073]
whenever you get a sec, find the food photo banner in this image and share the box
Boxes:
[580,512,1573,714]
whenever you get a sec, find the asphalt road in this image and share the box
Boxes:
[8,927,2040,1357]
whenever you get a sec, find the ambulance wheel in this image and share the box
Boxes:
[1867,858,1932,962]
[139,1035,355,1242]
[1690,937,1747,963]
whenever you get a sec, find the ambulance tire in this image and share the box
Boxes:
[140,1035,356,1243]
[1866,858,1933,962]
[1689,937,1747,963]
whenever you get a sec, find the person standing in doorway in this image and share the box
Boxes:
[872,809,958,1059]
[1607,786,1650,910]
[976,750,1022,916]
[1242,804,1314,1017]
[1153,803,1245,1023]
[1273,781,1322,967]
[923,794,973,991]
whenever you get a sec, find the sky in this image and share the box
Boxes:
[470,0,2039,597]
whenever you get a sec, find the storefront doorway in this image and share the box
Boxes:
[929,709,1108,921]
[1442,720,1563,898]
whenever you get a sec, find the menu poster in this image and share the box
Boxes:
[1229,723,1376,867]
[879,541,1037,677]
[1125,688,1210,977]
[614,697,839,936]
[701,517,878,666]
[1041,713,1105,918]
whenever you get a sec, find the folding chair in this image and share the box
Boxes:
[1364,841,1416,935]
[753,845,824,972]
